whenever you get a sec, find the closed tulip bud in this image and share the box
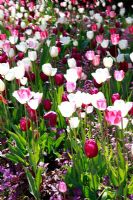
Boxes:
[49,46,59,57]
[43,99,52,111]
[103,57,113,68]
[54,73,64,86]
[111,93,120,103]
[84,139,98,158]
[20,117,30,131]
[40,72,48,82]
[86,31,94,40]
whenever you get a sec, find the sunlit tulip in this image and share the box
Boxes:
[103,57,113,68]
[58,101,75,118]
[91,68,111,84]
[42,63,57,76]
[69,117,80,128]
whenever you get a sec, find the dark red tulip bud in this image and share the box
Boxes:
[20,117,30,131]
[43,99,52,111]
[84,139,98,158]
[54,74,64,86]
[111,93,120,104]
[44,111,57,127]
[62,93,68,102]
[119,61,128,72]
[40,72,48,82]
[93,79,102,88]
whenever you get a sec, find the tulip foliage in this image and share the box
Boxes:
[0,0,133,199]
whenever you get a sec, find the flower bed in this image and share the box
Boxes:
[0,0,133,199]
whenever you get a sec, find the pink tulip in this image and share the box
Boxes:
[114,70,125,81]
[92,55,100,66]
[96,34,103,44]
[105,109,122,125]
[66,82,76,93]
[111,93,120,103]
[97,99,107,111]
[13,87,33,104]
[85,50,95,61]
[111,34,120,45]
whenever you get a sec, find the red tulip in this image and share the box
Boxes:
[84,139,98,158]
[43,99,52,111]
[54,74,64,86]
[20,117,30,131]
[111,93,120,104]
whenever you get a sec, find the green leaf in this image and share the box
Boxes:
[25,169,40,200]
[55,134,65,148]
[35,167,43,191]
[9,144,25,159]
[6,153,28,166]
[8,131,26,152]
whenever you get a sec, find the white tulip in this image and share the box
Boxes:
[16,42,27,53]
[69,117,80,129]
[67,58,77,68]
[28,51,37,61]
[0,10,4,20]
[87,31,94,40]
[58,101,75,118]
[60,36,70,45]
[116,54,125,63]
[103,57,113,68]
[42,63,57,76]
[9,36,18,44]
[130,52,133,62]
[5,68,15,81]
[91,68,111,84]
[64,68,78,83]
[14,66,25,79]
[101,39,109,48]
[0,63,10,76]
[118,40,128,50]
[49,46,59,57]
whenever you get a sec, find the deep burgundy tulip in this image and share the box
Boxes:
[25,72,35,82]
[111,93,120,104]
[43,99,52,111]
[44,111,57,127]
[62,93,68,102]
[84,139,98,158]
[93,79,102,88]
[54,74,64,86]
[0,52,8,63]
[26,105,37,122]
[20,117,30,131]
[119,61,128,72]
[128,103,133,116]
[40,72,48,82]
